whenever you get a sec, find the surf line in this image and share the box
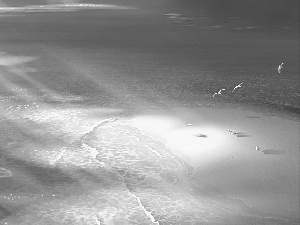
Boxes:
[135,129,196,181]
[129,192,159,225]
[151,141,195,180]
[112,167,160,224]
[81,117,120,141]
[50,117,120,166]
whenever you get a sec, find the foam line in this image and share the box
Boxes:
[113,167,159,224]
[128,192,159,225]
[81,117,120,140]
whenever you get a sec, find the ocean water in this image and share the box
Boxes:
[3,7,299,112]
[0,6,299,224]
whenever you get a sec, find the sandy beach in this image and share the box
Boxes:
[130,106,300,221]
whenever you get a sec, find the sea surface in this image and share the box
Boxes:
[0,4,299,225]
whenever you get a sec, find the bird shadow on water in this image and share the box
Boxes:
[261,149,286,155]
[236,133,251,137]
[195,134,208,138]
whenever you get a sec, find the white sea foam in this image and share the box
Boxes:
[0,51,37,66]
[129,192,159,224]
[81,143,99,160]
[0,167,12,178]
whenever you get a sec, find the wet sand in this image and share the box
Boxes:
[1,102,299,224]
[130,106,300,221]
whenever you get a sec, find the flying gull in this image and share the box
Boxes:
[228,129,237,135]
[213,88,225,97]
[232,82,243,92]
[278,63,284,73]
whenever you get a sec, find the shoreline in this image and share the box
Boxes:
[0,99,299,223]
[129,104,300,221]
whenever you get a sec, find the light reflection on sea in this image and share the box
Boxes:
[0,7,299,224]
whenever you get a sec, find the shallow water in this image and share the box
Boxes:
[130,107,300,218]
[1,103,299,224]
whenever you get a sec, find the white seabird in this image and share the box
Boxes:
[228,129,237,135]
[218,88,225,94]
[232,82,243,92]
[213,88,225,97]
[278,63,284,73]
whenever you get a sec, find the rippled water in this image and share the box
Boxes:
[0,7,299,225]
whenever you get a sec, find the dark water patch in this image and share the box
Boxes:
[282,105,300,116]
[0,204,11,221]
[167,0,299,27]
[1,157,78,187]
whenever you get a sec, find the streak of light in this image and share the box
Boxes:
[41,47,170,109]
[0,51,67,102]
[0,72,39,102]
